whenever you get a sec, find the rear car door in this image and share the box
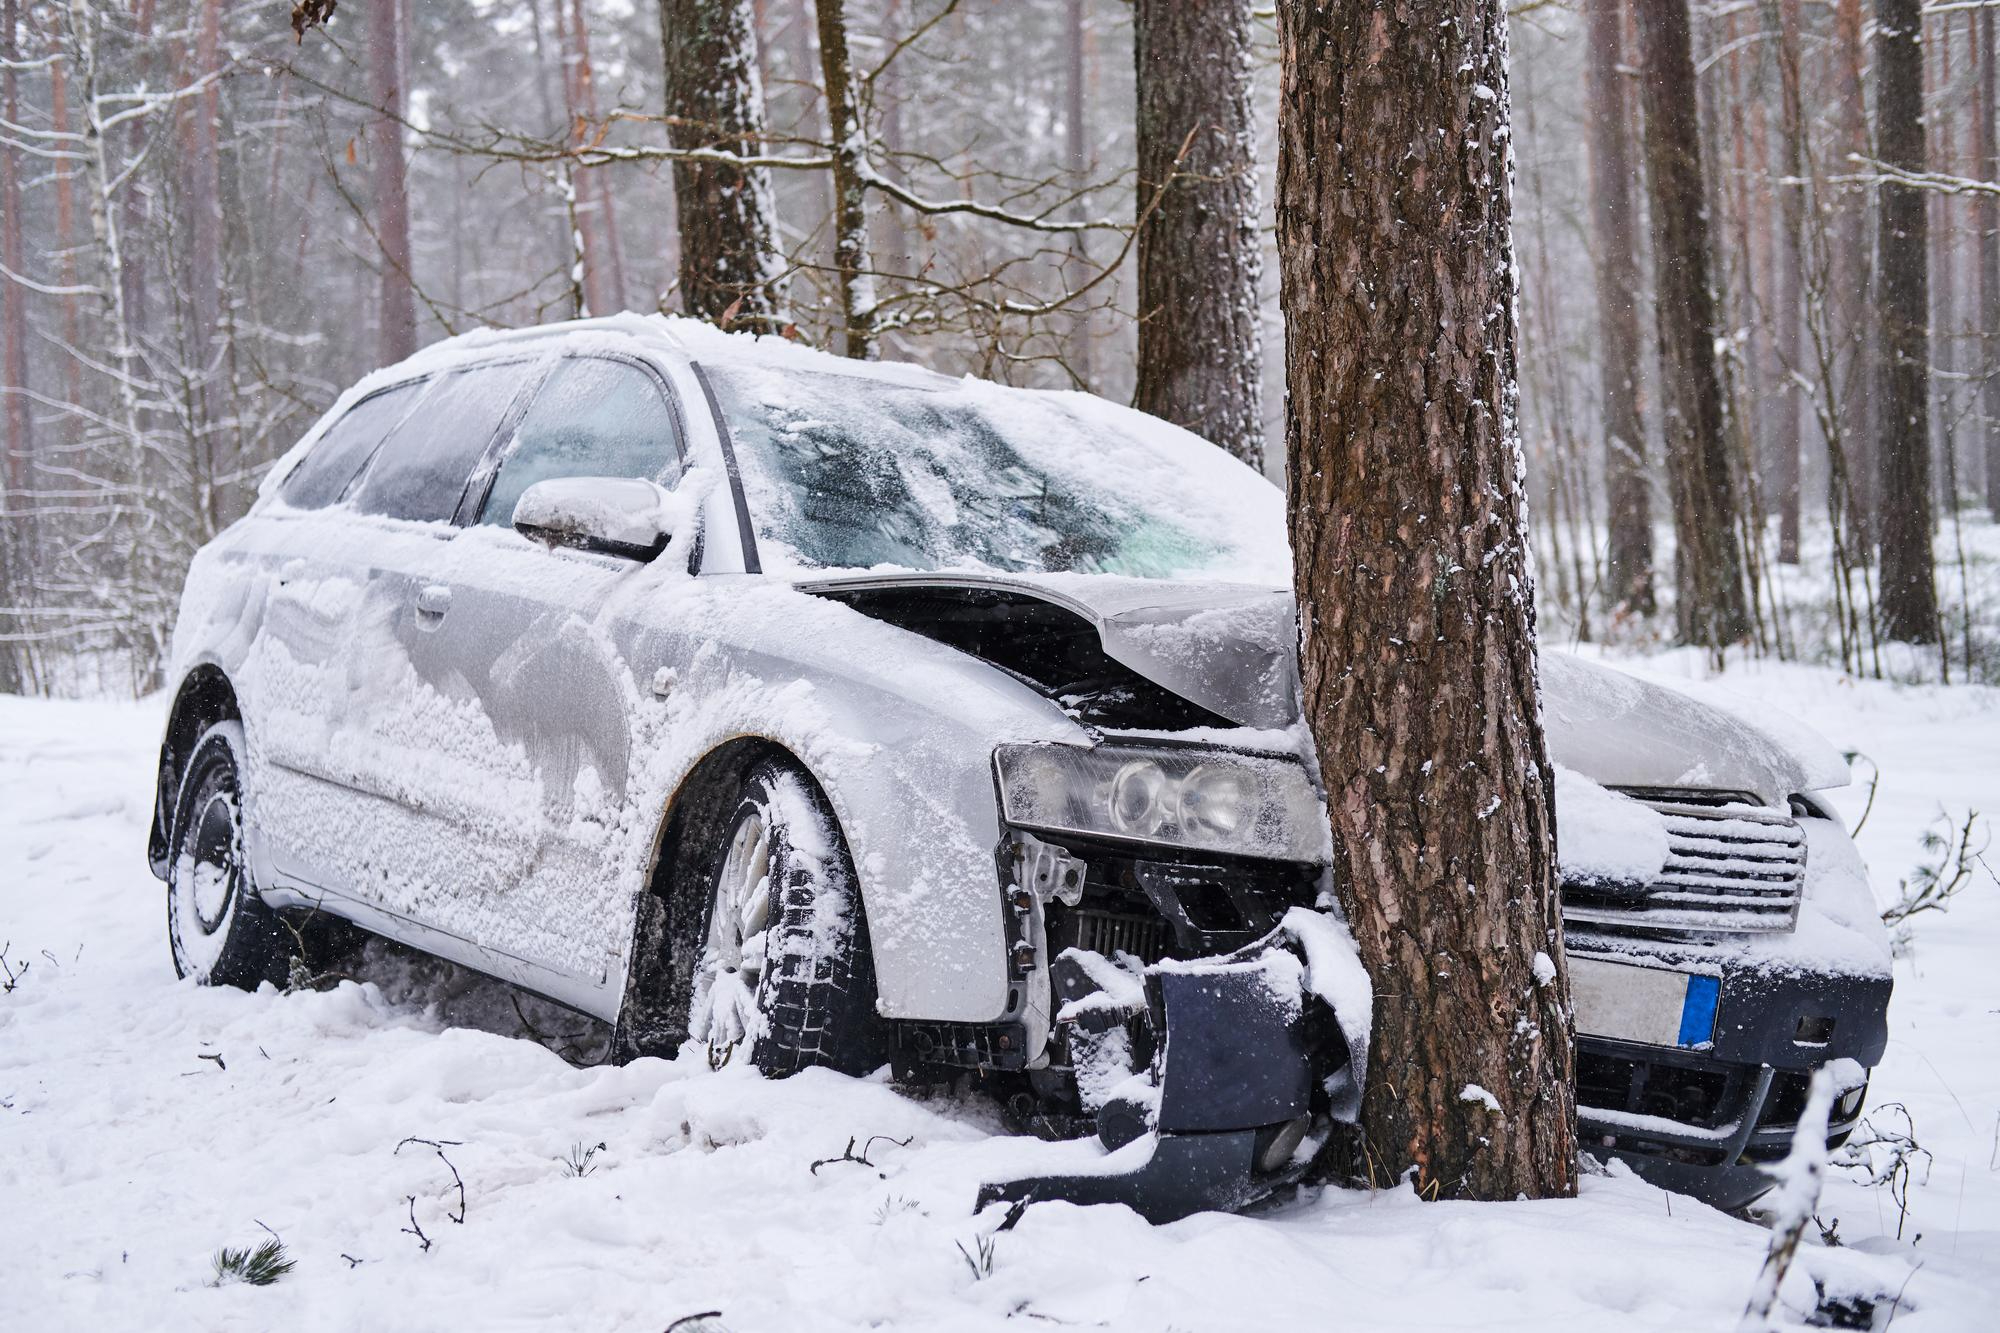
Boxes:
[271,358,547,943]
[395,354,690,1002]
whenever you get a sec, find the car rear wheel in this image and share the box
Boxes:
[166,721,292,989]
[690,759,885,1076]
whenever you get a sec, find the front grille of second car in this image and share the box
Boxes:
[1068,908,1171,966]
[1561,788,1806,935]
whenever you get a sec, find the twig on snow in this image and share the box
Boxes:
[396,1137,467,1224]
[810,1133,914,1175]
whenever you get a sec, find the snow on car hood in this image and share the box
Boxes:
[796,571,1847,804]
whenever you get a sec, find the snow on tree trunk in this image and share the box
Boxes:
[1583,0,1655,615]
[1274,0,1577,1201]
[813,0,876,360]
[367,0,417,363]
[1133,0,1263,470]
[1631,0,1752,649]
[1873,0,1941,646]
[662,0,789,329]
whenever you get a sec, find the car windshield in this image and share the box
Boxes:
[704,363,1288,582]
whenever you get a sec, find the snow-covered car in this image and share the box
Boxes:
[148,314,1891,1219]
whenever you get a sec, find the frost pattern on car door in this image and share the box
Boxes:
[248,360,545,950]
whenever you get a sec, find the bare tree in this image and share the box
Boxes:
[1772,0,1806,564]
[1632,0,1751,647]
[1874,0,1941,644]
[1978,5,1999,519]
[0,0,26,694]
[813,0,875,358]
[1276,0,1576,1201]
[1133,0,1263,468]
[1835,0,1878,551]
[368,0,417,361]
[1584,0,1654,613]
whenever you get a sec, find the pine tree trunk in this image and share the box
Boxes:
[1584,0,1654,614]
[1275,0,1576,1203]
[1064,0,1092,391]
[1835,0,1877,552]
[49,34,82,406]
[1632,0,1752,646]
[1980,8,2000,519]
[1773,0,1805,564]
[367,0,416,362]
[567,0,627,314]
[663,0,786,327]
[1874,0,1941,644]
[1134,0,1263,469]
[812,0,875,359]
[188,0,221,358]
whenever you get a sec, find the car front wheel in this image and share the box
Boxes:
[166,720,291,989]
[690,759,885,1076]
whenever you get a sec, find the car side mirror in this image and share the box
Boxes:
[512,476,676,561]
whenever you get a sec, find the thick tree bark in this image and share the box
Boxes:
[1134,0,1263,468]
[812,0,875,359]
[1584,0,1654,613]
[663,0,787,327]
[1773,0,1805,564]
[1978,8,2000,520]
[1275,0,1576,1202]
[1631,0,1751,646]
[1873,0,1940,644]
[367,0,416,363]
[1835,0,1877,551]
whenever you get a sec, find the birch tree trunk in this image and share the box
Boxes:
[1275,0,1576,1202]
[1873,0,1941,644]
[1134,0,1263,469]
[1584,0,1654,614]
[1632,0,1752,647]
[662,0,787,327]
[1977,8,1999,520]
[367,0,417,362]
[813,0,876,359]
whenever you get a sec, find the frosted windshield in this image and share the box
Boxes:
[705,364,1267,578]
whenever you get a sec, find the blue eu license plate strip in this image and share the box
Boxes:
[1677,974,1721,1046]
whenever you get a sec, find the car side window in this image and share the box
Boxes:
[348,363,534,523]
[477,357,683,528]
[278,382,426,510]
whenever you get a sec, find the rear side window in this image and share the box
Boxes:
[349,363,534,523]
[477,358,683,527]
[279,382,424,510]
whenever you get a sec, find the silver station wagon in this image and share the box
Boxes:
[150,315,1892,1219]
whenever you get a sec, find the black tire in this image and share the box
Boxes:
[166,721,292,989]
[692,758,886,1076]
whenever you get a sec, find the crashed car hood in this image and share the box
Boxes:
[796,570,1847,804]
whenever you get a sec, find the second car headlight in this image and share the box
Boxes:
[995,742,1330,862]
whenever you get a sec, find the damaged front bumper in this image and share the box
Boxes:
[977,911,1364,1224]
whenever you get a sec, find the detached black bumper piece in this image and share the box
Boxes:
[977,933,1343,1225]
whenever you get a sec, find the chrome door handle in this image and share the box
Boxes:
[414,584,453,625]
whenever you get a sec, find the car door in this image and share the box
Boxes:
[274,358,547,941]
[385,354,691,1002]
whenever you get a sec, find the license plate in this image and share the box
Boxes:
[1570,957,1720,1048]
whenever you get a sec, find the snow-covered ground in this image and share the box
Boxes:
[3,655,1996,1331]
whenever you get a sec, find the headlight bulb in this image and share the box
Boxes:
[1108,759,1169,836]
[1177,763,1256,838]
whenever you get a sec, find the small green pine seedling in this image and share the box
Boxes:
[212,1238,295,1287]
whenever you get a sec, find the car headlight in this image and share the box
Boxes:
[995,743,1330,862]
